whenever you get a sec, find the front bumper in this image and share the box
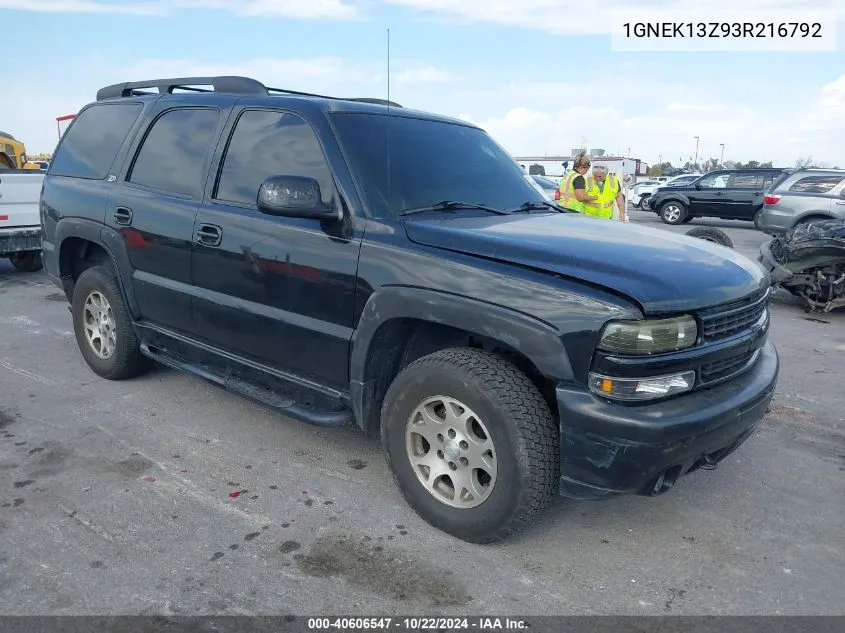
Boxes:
[556,340,779,499]
[0,226,41,256]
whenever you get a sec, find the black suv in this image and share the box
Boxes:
[40,76,779,543]
[648,168,787,225]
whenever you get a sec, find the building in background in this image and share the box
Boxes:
[514,149,649,183]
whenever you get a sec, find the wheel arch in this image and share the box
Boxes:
[349,287,574,436]
[55,218,139,317]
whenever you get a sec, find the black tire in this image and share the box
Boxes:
[659,201,688,225]
[8,251,43,272]
[685,226,734,248]
[380,347,559,543]
[71,265,150,380]
[637,194,650,209]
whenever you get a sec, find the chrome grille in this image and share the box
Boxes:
[698,288,770,341]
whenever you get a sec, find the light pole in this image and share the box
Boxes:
[693,136,700,170]
[658,154,662,175]
[719,143,725,167]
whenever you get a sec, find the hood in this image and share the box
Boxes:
[403,213,768,314]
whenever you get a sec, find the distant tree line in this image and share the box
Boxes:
[647,156,839,176]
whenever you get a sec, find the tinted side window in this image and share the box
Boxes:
[698,173,728,188]
[128,108,220,197]
[788,175,845,194]
[730,173,764,188]
[214,109,333,206]
[50,103,142,179]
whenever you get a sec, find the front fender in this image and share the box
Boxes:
[348,286,576,432]
[350,286,575,383]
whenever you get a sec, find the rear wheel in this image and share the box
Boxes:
[639,194,652,210]
[660,201,688,225]
[8,252,43,272]
[380,347,559,543]
[71,265,151,380]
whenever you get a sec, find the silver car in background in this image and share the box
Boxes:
[756,169,845,235]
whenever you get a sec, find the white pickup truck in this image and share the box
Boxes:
[0,170,44,272]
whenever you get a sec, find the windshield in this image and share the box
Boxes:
[329,112,544,218]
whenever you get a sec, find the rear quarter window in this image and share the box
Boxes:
[787,174,845,194]
[50,103,143,179]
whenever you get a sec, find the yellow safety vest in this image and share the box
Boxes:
[558,170,586,213]
[583,174,619,219]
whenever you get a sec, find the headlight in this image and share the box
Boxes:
[597,315,697,355]
[589,371,696,401]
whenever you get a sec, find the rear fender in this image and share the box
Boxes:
[55,218,139,316]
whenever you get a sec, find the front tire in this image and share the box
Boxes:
[660,201,688,225]
[8,252,43,272]
[71,265,150,380]
[380,347,559,543]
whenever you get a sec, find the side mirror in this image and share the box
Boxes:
[695,183,702,190]
[257,175,341,222]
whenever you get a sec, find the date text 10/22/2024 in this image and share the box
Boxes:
[307,617,528,631]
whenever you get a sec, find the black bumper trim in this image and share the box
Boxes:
[555,341,778,499]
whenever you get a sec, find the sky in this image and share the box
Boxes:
[2,0,844,169]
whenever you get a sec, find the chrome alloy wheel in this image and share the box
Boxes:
[83,290,117,359]
[405,395,497,509]
[663,204,683,223]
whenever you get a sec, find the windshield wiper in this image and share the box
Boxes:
[510,200,575,214]
[398,200,512,216]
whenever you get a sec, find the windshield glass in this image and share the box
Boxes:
[329,112,543,218]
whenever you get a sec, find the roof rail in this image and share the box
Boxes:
[96,75,403,107]
[96,76,269,101]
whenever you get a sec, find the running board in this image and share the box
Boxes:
[139,342,353,428]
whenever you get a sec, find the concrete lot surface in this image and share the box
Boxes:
[1,212,843,616]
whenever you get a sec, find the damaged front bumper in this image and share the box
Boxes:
[555,340,779,500]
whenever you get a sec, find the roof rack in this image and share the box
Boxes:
[96,75,402,107]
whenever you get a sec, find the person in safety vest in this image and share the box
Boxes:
[583,165,626,220]
[557,153,598,212]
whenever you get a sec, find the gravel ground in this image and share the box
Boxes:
[0,212,843,616]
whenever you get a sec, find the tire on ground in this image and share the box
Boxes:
[637,194,650,209]
[659,201,688,225]
[8,252,43,272]
[380,347,559,543]
[71,264,151,380]
[685,226,734,248]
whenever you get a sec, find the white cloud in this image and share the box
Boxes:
[394,65,457,84]
[666,102,727,113]
[380,0,837,36]
[0,0,359,19]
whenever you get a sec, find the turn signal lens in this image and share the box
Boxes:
[589,371,696,401]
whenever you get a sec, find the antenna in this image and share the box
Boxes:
[386,27,392,206]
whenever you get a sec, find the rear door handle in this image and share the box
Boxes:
[196,223,222,247]
[113,206,133,225]
[836,201,845,206]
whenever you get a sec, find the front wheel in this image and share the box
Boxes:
[639,194,651,210]
[380,347,559,543]
[660,201,688,225]
[8,251,43,272]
